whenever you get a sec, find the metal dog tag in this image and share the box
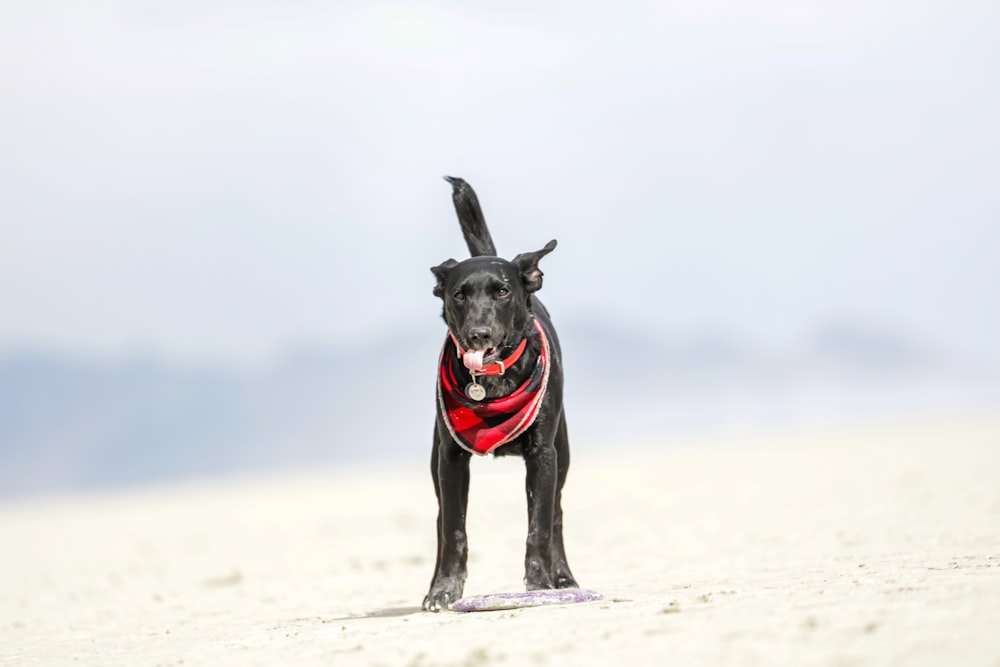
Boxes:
[466,381,486,401]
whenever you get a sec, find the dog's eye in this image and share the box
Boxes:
[496,287,510,299]
[453,291,465,302]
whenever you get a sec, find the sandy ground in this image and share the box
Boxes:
[2,415,999,667]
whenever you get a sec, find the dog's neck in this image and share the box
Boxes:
[449,334,529,378]
[453,319,542,399]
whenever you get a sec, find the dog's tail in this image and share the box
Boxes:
[444,176,497,257]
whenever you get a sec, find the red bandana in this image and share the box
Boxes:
[437,318,551,456]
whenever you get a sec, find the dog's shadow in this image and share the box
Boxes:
[365,605,423,618]
[327,605,423,622]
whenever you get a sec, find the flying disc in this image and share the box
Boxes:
[451,588,603,612]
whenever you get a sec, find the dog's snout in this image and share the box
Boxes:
[467,326,494,348]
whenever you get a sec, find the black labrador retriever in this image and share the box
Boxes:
[423,176,577,612]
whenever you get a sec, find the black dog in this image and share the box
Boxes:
[423,177,578,612]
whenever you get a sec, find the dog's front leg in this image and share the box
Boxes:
[423,435,471,611]
[523,436,558,590]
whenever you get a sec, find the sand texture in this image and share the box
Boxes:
[2,416,999,666]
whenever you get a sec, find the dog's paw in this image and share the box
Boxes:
[554,573,579,589]
[423,593,454,611]
[422,590,456,612]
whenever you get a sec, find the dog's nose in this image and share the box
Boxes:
[467,327,494,348]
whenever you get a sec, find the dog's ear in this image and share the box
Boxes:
[512,239,557,293]
[430,259,458,298]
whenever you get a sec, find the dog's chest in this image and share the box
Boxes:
[478,374,522,398]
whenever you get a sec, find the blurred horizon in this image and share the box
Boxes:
[2,1,998,497]
[3,314,998,499]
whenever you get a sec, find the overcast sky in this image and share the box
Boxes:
[2,1,998,365]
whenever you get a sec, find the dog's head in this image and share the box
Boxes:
[431,240,556,358]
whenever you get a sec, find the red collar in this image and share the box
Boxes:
[448,331,530,376]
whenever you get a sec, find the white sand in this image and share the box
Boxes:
[2,415,999,666]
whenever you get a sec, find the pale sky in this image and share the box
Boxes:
[2,1,998,364]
